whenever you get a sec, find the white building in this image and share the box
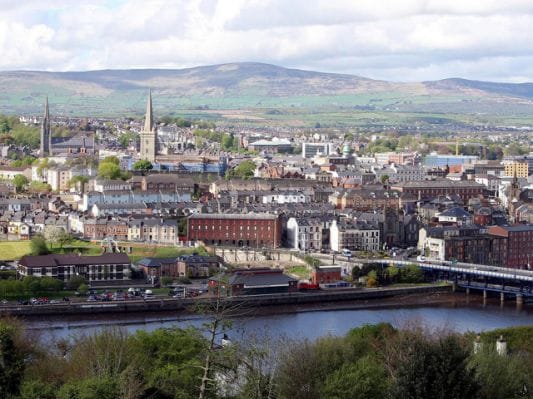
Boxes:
[302,142,336,159]
[286,217,325,251]
[262,192,309,205]
[330,220,380,252]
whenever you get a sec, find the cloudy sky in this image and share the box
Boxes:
[1,0,533,82]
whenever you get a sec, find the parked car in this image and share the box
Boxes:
[143,289,155,300]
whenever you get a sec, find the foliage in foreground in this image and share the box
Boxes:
[0,317,531,399]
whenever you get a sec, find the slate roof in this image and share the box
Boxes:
[19,253,130,268]
[137,257,177,267]
[438,207,472,218]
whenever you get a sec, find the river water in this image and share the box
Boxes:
[22,299,533,342]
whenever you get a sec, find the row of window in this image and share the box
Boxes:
[190,225,271,231]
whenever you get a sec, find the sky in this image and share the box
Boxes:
[1,0,533,82]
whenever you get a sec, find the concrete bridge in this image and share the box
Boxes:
[354,258,533,306]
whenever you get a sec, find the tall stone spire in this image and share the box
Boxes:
[39,96,51,157]
[144,89,153,133]
[139,90,157,162]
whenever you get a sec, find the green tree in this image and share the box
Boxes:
[401,264,424,283]
[13,174,29,192]
[393,335,479,399]
[28,181,52,193]
[29,235,50,256]
[10,124,39,148]
[77,283,89,296]
[303,255,320,268]
[69,175,89,194]
[385,265,400,283]
[39,277,63,292]
[17,380,56,399]
[56,230,73,251]
[505,142,527,156]
[221,134,235,151]
[98,162,122,180]
[102,156,120,165]
[0,321,25,398]
[133,159,153,172]
[321,356,389,399]
[470,347,533,399]
[117,131,139,148]
[57,376,119,399]
[129,328,205,398]
[66,276,87,290]
[226,160,256,180]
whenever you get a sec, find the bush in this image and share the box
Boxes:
[66,276,87,290]
[177,277,191,285]
[30,235,49,256]
[161,276,174,286]
[77,284,89,296]
[303,255,321,268]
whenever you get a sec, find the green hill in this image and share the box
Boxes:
[1,62,533,123]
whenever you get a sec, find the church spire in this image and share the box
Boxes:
[144,89,153,133]
[44,96,49,120]
[139,90,157,162]
[40,96,51,157]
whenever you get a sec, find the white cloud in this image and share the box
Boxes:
[0,0,533,81]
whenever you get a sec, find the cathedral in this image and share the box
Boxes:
[39,97,95,157]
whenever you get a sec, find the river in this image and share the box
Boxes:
[22,298,533,342]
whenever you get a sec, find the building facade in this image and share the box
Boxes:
[187,213,282,248]
[488,225,533,269]
[330,220,380,252]
[18,253,130,282]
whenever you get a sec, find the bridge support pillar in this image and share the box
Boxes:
[483,290,487,299]
[500,292,505,304]
[516,294,524,310]
[451,282,457,293]
[466,287,470,296]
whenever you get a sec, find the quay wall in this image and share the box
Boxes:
[0,285,451,317]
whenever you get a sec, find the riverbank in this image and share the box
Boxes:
[1,284,452,317]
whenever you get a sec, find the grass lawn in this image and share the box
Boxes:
[0,239,208,264]
[0,241,32,261]
[129,245,208,263]
[286,265,311,280]
[49,239,103,256]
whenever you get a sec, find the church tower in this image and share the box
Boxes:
[139,90,157,162]
[40,97,51,157]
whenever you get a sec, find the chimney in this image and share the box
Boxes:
[496,335,507,356]
[473,334,482,354]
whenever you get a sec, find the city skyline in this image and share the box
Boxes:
[1,0,533,82]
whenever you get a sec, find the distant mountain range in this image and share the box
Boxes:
[1,62,533,118]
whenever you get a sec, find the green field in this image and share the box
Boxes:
[0,239,208,263]
[128,245,208,263]
[0,241,32,261]
[286,265,311,280]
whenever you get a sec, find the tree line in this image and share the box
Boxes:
[0,317,531,399]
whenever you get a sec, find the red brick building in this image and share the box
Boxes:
[311,266,342,285]
[488,224,533,269]
[391,179,484,203]
[208,268,298,296]
[83,219,128,240]
[187,213,282,248]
